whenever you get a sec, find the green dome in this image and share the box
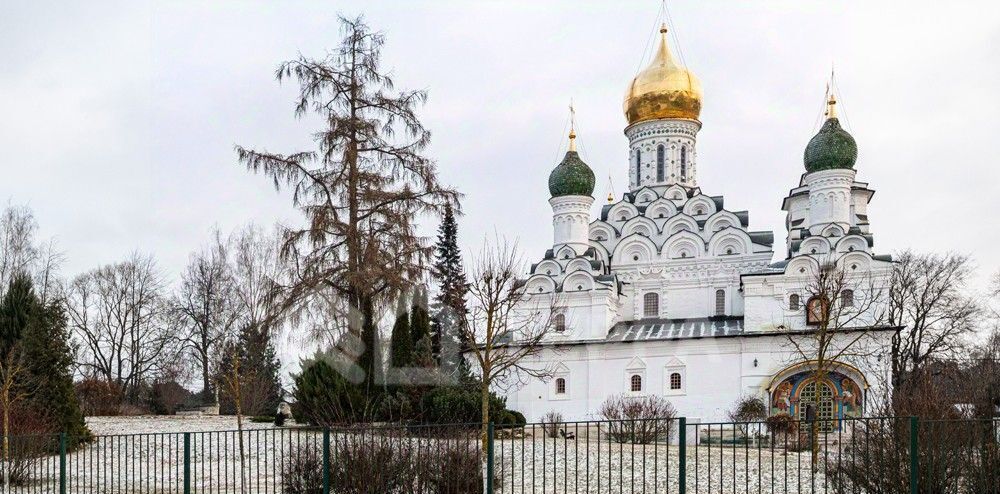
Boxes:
[548,151,596,197]
[804,117,857,173]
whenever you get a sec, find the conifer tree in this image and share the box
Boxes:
[409,285,432,365]
[216,324,283,416]
[0,274,89,445]
[0,275,33,360]
[388,292,412,368]
[431,203,469,369]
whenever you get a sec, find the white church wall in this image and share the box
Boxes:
[501,328,894,424]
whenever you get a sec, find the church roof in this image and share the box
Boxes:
[606,316,744,342]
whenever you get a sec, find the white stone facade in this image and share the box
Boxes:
[497,31,895,426]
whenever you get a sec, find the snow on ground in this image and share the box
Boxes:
[86,414,288,435]
[11,417,836,493]
[495,437,831,493]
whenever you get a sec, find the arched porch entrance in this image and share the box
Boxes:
[765,361,867,431]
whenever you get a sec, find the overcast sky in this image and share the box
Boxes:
[2,1,999,355]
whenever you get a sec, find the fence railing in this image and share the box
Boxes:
[2,416,998,493]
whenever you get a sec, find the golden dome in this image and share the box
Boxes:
[624,24,702,125]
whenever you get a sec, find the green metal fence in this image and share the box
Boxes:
[1,417,997,493]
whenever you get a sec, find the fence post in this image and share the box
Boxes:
[486,422,495,494]
[322,429,331,494]
[678,417,686,494]
[59,433,66,494]
[183,432,191,494]
[909,416,918,494]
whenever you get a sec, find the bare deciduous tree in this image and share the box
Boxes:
[229,224,285,334]
[460,239,560,457]
[174,230,238,401]
[66,253,176,404]
[784,260,888,466]
[887,251,982,388]
[0,206,39,291]
[0,205,63,305]
[217,345,248,493]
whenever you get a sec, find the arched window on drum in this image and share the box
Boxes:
[656,145,665,182]
[680,146,688,181]
[635,149,642,186]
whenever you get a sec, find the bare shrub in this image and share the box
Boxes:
[330,433,413,492]
[598,394,676,444]
[415,441,485,493]
[281,429,485,494]
[726,395,768,439]
[0,406,55,486]
[765,413,796,434]
[74,378,123,416]
[727,395,767,423]
[281,446,323,494]
[828,369,1000,492]
[541,411,563,439]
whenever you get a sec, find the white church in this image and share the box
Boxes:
[502,23,897,425]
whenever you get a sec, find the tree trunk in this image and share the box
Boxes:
[480,379,490,494]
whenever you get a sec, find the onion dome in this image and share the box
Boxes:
[624,24,703,125]
[804,95,857,173]
[548,129,595,197]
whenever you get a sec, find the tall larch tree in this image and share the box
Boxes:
[236,16,458,403]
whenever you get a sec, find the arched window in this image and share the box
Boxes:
[715,289,726,316]
[555,378,566,395]
[669,372,682,390]
[643,292,659,318]
[656,145,665,182]
[630,374,643,392]
[680,146,688,180]
[841,289,854,308]
[789,294,800,311]
[554,313,566,333]
[635,149,642,185]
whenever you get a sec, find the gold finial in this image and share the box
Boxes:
[824,67,838,119]
[568,100,577,152]
[606,173,615,203]
[824,79,838,120]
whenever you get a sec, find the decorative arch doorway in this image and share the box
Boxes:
[766,361,866,431]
